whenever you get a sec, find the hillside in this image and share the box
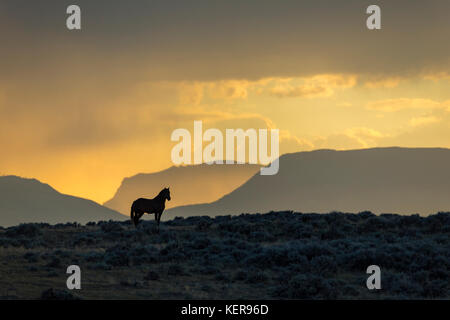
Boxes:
[104,164,260,215]
[166,147,450,219]
[0,211,448,299]
[0,176,124,227]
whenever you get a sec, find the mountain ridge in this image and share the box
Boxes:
[0,175,124,227]
[104,163,261,214]
[163,147,450,219]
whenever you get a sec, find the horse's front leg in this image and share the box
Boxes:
[157,212,162,226]
[155,211,162,233]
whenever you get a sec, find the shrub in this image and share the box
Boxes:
[6,224,42,238]
[104,245,129,266]
[189,236,211,250]
[196,217,213,231]
[233,270,247,281]
[167,264,185,276]
[249,231,275,242]
[40,288,81,300]
[423,279,448,298]
[215,272,230,281]
[23,252,40,263]
[310,255,338,276]
[277,274,339,299]
[101,222,124,233]
[245,270,268,284]
[82,251,104,263]
[129,245,159,265]
[194,265,220,275]
[89,262,111,270]
[45,258,61,268]
[144,270,160,281]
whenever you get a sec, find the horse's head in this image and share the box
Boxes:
[163,187,171,201]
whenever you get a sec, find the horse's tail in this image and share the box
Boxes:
[130,202,135,226]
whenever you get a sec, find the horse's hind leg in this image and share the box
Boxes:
[134,210,144,227]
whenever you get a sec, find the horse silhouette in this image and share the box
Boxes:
[130,187,171,228]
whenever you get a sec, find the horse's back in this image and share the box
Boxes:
[133,198,149,205]
[132,197,157,212]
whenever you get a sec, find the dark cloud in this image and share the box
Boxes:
[1,0,449,82]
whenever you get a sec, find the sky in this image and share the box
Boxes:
[1,0,450,203]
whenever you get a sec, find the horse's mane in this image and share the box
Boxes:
[157,188,168,197]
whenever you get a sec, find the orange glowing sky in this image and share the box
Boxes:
[1,0,450,203]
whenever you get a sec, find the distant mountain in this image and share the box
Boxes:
[104,164,261,215]
[0,176,125,227]
[166,147,450,218]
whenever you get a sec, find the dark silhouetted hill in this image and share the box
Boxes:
[165,147,450,218]
[104,164,260,215]
[0,176,124,227]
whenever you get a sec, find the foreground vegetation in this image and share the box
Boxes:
[0,211,449,299]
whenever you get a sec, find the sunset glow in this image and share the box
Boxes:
[1,1,450,203]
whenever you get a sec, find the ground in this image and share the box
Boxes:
[0,211,449,299]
